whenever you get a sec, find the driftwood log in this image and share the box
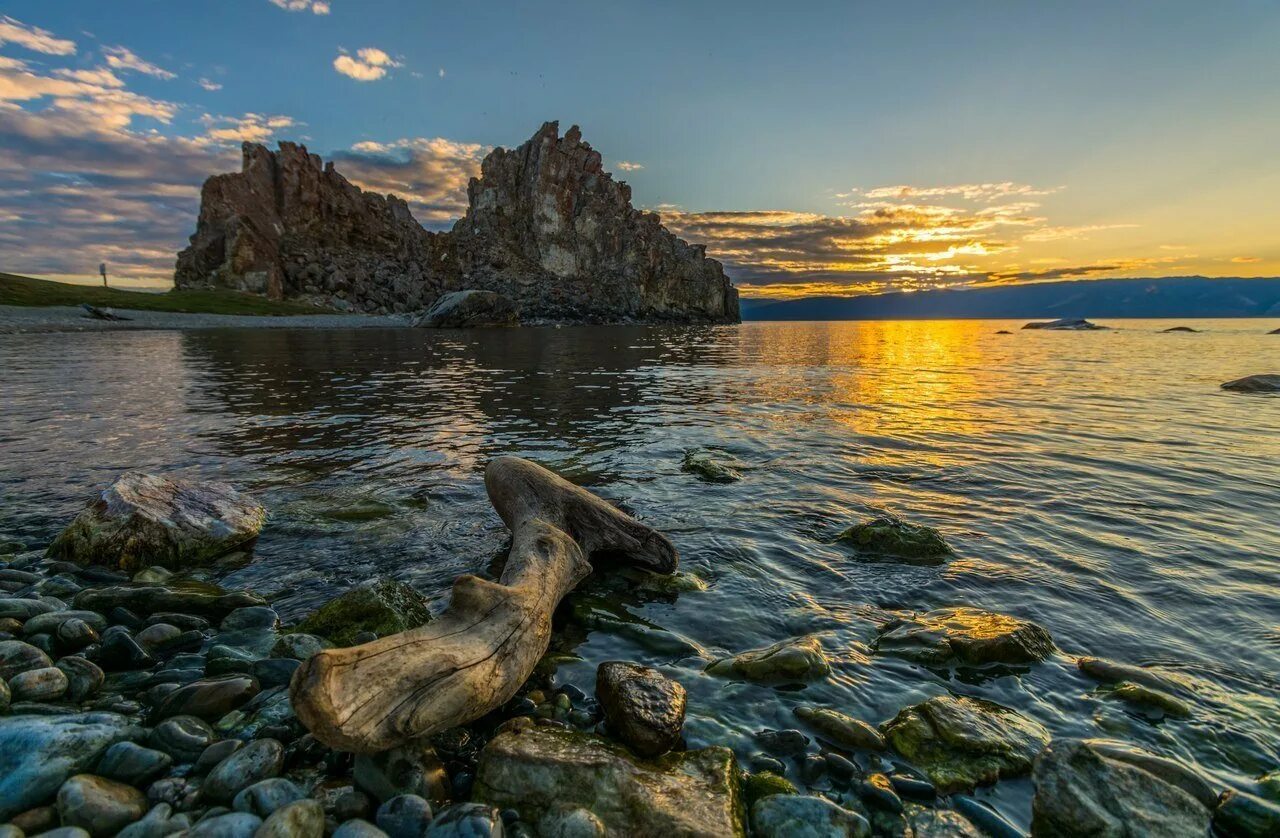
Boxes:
[290,456,679,753]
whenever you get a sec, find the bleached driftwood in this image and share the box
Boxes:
[290,456,678,753]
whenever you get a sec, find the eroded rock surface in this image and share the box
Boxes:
[874,608,1055,667]
[175,123,739,324]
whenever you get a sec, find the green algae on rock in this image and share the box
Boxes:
[706,635,831,684]
[835,516,951,565]
[681,449,744,484]
[793,706,886,751]
[48,472,264,572]
[873,607,1055,667]
[294,578,432,647]
[881,695,1049,793]
[473,726,746,836]
[1094,681,1193,718]
[741,771,798,806]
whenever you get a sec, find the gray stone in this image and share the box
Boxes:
[202,738,284,803]
[184,812,261,838]
[1214,790,1280,837]
[195,739,242,774]
[874,608,1054,666]
[47,472,265,572]
[220,607,279,633]
[255,799,324,838]
[249,658,300,689]
[376,795,433,838]
[425,803,503,837]
[0,599,57,621]
[56,656,105,702]
[22,611,108,637]
[881,695,1050,793]
[135,624,182,651]
[1022,318,1105,330]
[148,715,217,762]
[354,743,450,804]
[115,803,187,838]
[1221,374,1280,393]
[270,633,330,661]
[9,667,68,702]
[750,794,870,838]
[414,290,518,329]
[96,742,173,787]
[706,635,830,683]
[30,829,90,838]
[1031,739,1210,837]
[0,639,53,680]
[149,674,260,722]
[56,774,149,837]
[332,821,388,838]
[0,712,137,820]
[231,778,303,818]
[473,726,743,836]
[537,807,603,838]
[595,661,686,756]
[75,586,267,621]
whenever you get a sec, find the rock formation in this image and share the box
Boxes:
[174,122,739,324]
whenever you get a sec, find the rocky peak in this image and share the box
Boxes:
[175,123,739,323]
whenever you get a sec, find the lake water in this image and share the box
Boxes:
[2,319,1277,827]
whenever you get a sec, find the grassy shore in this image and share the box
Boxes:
[0,272,331,316]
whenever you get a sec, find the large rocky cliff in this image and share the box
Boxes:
[174,122,739,323]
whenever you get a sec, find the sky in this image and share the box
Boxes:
[1,1,1277,299]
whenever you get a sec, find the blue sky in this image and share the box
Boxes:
[2,1,1277,296]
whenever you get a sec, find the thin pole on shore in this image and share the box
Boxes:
[99,262,108,288]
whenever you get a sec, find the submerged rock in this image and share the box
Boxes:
[681,449,743,484]
[1162,326,1201,332]
[295,578,432,647]
[595,660,687,757]
[793,706,885,751]
[706,635,831,684]
[881,695,1049,793]
[1076,656,1192,695]
[1021,318,1105,330]
[1093,681,1192,718]
[0,712,138,820]
[1215,789,1280,837]
[47,472,264,571]
[473,726,744,836]
[873,607,1054,667]
[1221,374,1280,393]
[835,516,951,565]
[750,794,869,838]
[1031,739,1210,837]
[414,289,519,328]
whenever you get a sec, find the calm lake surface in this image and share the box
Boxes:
[2,319,1277,826]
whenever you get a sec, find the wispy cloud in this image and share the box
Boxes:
[333,47,401,82]
[849,182,1060,203]
[615,161,643,172]
[333,137,488,225]
[1231,255,1262,264]
[269,0,331,14]
[0,16,76,55]
[102,45,176,80]
[1022,223,1138,242]
[198,113,297,144]
[198,78,222,91]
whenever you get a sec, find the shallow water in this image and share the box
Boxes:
[2,319,1278,825]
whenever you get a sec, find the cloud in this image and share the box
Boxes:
[853,182,1060,202]
[332,137,488,225]
[1231,255,1262,263]
[198,78,222,91]
[333,47,401,81]
[1022,223,1139,242]
[615,161,643,172]
[0,16,76,55]
[102,45,176,80]
[438,68,446,79]
[198,112,297,144]
[270,0,331,13]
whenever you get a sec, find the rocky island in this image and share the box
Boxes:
[173,123,739,325]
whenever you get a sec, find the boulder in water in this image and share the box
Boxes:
[1162,326,1200,332]
[48,472,264,572]
[595,660,687,757]
[874,607,1055,666]
[706,635,831,684]
[835,516,951,565]
[681,449,743,484]
[881,695,1050,793]
[793,706,885,751]
[294,578,432,647]
[1221,374,1280,393]
[472,726,744,836]
[1021,318,1105,330]
[1031,739,1210,837]
[414,289,519,328]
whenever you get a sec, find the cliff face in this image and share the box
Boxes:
[174,122,739,323]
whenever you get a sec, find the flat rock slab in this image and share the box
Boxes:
[1031,739,1210,837]
[874,607,1054,667]
[473,726,745,837]
[49,472,264,571]
[882,695,1049,794]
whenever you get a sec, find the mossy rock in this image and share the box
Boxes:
[295,578,432,646]
[882,695,1049,793]
[1094,681,1192,718]
[836,516,951,565]
[874,607,1054,667]
[681,449,743,484]
[741,771,798,806]
[706,635,830,684]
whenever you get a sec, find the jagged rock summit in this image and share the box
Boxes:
[174,122,739,324]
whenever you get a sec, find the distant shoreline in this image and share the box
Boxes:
[0,304,406,334]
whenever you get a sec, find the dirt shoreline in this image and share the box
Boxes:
[0,304,411,334]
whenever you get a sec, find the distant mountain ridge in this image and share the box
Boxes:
[739,277,1280,321]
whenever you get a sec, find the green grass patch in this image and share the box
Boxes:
[0,272,332,316]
